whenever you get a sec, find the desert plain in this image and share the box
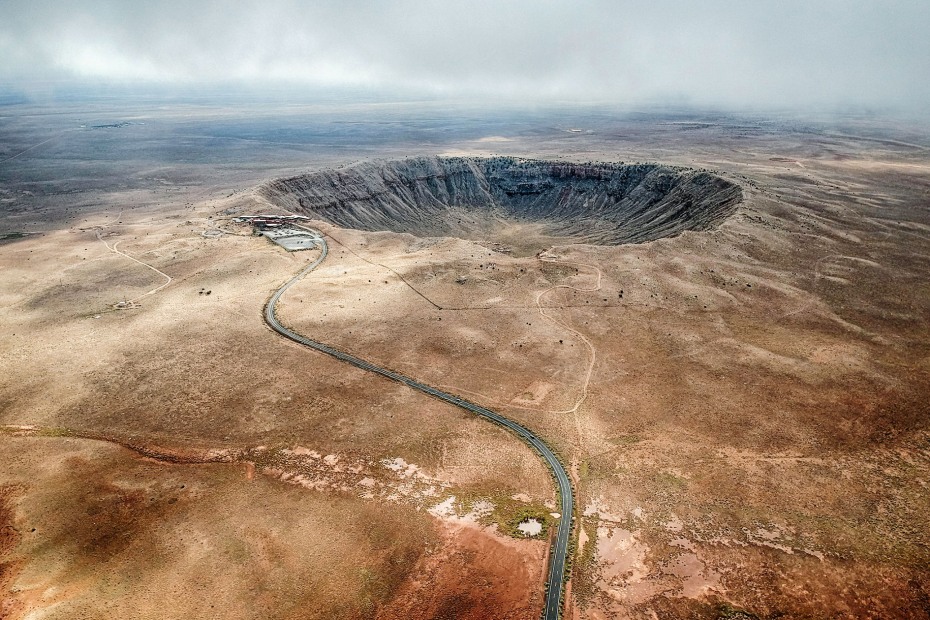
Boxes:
[1,101,929,619]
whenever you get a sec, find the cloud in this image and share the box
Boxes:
[1,0,928,108]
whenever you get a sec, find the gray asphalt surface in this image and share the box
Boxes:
[263,228,573,620]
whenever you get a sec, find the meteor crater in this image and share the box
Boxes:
[261,156,741,251]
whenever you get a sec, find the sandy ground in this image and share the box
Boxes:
[0,156,554,618]
[1,105,929,618]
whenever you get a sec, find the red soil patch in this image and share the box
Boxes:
[378,523,546,620]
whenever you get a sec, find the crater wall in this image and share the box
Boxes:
[260,157,741,246]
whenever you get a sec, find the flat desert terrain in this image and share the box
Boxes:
[1,102,928,619]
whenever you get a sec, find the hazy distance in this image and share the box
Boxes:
[1,0,929,111]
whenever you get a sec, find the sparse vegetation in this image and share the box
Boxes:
[1,103,929,619]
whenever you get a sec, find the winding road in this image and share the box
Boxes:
[263,227,574,620]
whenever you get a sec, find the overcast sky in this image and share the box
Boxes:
[1,0,928,109]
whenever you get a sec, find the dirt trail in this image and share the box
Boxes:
[535,257,602,442]
[95,229,173,303]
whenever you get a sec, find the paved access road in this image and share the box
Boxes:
[264,228,573,620]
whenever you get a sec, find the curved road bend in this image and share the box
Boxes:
[263,228,574,620]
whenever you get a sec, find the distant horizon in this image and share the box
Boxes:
[3,80,930,122]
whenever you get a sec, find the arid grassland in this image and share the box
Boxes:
[1,103,928,619]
